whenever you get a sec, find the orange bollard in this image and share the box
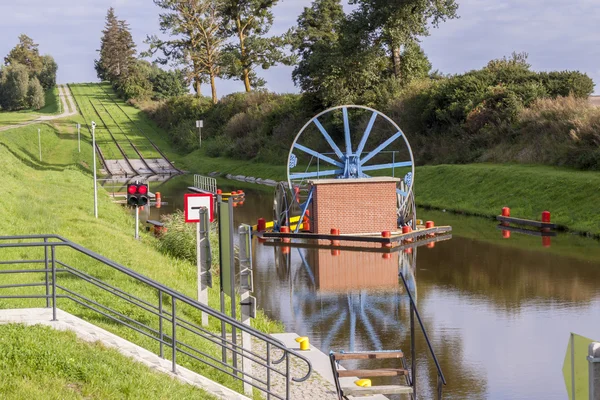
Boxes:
[502,230,511,239]
[331,249,341,256]
[155,192,162,209]
[425,221,435,237]
[541,211,551,223]
[381,231,392,248]
[542,236,551,248]
[302,210,311,232]
[402,226,413,254]
[331,228,340,246]
[280,226,290,243]
[217,189,222,195]
[502,207,511,217]
[382,253,392,260]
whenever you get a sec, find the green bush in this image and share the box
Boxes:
[27,76,45,110]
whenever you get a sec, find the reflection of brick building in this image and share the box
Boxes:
[309,249,400,292]
[309,177,399,235]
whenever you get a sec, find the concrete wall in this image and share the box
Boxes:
[591,342,600,400]
[311,178,398,235]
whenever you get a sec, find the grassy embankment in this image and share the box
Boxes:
[0,324,214,399]
[0,87,61,126]
[80,83,600,236]
[0,118,281,398]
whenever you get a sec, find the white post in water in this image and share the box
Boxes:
[77,123,81,153]
[590,342,600,400]
[196,120,203,148]
[135,206,139,240]
[197,207,211,326]
[38,128,42,161]
[239,224,255,397]
[92,121,98,219]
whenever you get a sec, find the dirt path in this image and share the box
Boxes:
[0,84,78,132]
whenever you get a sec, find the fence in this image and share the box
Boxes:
[0,235,312,399]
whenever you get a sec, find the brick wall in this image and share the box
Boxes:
[309,249,400,292]
[311,178,398,235]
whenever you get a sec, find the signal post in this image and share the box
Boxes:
[127,182,149,239]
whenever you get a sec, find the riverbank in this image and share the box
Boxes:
[175,150,600,237]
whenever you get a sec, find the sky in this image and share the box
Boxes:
[0,0,598,96]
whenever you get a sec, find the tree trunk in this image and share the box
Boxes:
[195,78,202,98]
[210,72,217,104]
[243,70,251,92]
[392,46,402,80]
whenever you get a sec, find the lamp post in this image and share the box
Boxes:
[91,121,98,219]
[196,120,203,148]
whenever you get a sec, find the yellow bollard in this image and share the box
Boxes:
[295,336,310,351]
[355,379,372,387]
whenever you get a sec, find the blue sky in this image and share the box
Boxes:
[1,0,598,95]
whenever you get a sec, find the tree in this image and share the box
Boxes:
[27,76,45,110]
[0,64,30,110]
[96,8,137,82]
[4,34,42,76]
[114,60,153,100]
[219,0,295,92]
[146,0,225,103]
[37,55,58,90]
[149,67,188,99]
[349,0,458,81]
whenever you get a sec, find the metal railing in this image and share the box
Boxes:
[0,235,312,399]
[194,174,218,194]
[399,271,446,399]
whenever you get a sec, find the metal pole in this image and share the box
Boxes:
[228,199,238,375]
[135,206,139,240]
[198,207,209,326]
[199,126,202,148]
[590,342,600,400]
[51,245,57,321]
[44,238,49,308]
[239,224,253,396]
[77,124,81,153]
[92,123,98,219]
[411,302,416,396]
[571,333,575,400]
[217,195,227,364]
[38,128,42,161]
[172,297,177,373]
[159,290,163,359]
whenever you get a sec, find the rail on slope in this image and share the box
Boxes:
[97,84,182,174]
[95,100,159,175]
[67,84,112,175]
[0,234,312,400]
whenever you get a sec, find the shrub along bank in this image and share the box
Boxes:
[138,54,597,170]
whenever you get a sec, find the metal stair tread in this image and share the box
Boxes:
[342,384,413,395]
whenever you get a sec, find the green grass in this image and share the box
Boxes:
[0,121,282,398]
[69,84,162,160]
[0,324,215,400]
[0,87,61,126]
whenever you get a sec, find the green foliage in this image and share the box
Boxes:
[113,60,153,100]
[95,7,137,82]
[219,0,295,92]
[4,34,43,75]
[37,55,58,90]
[149,67,188,100]
[0,64,30,111]
[26,76,45,110]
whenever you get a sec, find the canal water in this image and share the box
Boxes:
[130,174,600,399]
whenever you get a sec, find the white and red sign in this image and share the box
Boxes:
[184,193,214,223]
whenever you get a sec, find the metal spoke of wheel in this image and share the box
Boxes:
[356,112,378,156]
[293,143,344,168]
[360,131,404,166]
[343,107,352,156]
[361,161,413,172]
[289,169,343,180]
[314,118,344,160]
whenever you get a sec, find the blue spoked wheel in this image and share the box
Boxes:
[287,105,415,218]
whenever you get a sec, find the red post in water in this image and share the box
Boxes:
[541,211,551,223]
[216,189,222,195]
[382,253,392,260]
[425,221,435,237]
[331,228,340,246]
[542,236,551,248]
[331,249,341,256]
[402,225,413,254]
[502,207,511,217]
[381,231,392,248]
[257,218,266,232]
[427,242,435,249]
[280,226,290,243]
[502,230,511,239]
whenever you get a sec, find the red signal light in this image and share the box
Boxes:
[127,185,137,195]
[138,185,148,195]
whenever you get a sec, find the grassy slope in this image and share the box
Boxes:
[70,83,600,235]
[0,324,215,400]
[0,119,280,398]
[0,87,61,126]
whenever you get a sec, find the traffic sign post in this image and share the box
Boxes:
[194,206,212,326]
[77,123,81,153]
[127,182,149,239]
[196,120,203,148]
[38,128,42,161]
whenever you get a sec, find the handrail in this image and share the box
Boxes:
[399,271,446,391]
[0,234,313,398]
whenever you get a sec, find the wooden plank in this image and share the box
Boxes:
[496,215,556,229]
[337,368,408,378]
[342,385,413,396]
[333,351,403,360]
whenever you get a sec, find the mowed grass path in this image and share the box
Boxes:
[0,121,281,398]
[69,83,161,160]
[0,87,61,126]
[0,324,215,400]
